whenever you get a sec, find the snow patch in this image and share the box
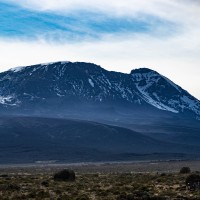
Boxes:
[61,61,70,64]
[88,79,94,87]
[10,66,25,73]
[40,61,70,66]
[180,95,200,115]
[181,96,197,107]
[32,68,37,72]
[0,96,12,104]
[0,95,19,106]
[40,62,55,66]
[153,92,160,100]
[136,84,179,113]
[132,71,159,82]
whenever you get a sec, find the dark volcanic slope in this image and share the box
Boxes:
[0,116,200,164]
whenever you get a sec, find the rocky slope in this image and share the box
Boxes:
[0,61,199,120]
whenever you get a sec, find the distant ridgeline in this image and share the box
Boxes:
[0,61,199,121]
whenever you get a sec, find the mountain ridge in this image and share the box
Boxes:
[0,116,199,164]
[0,61,199,120]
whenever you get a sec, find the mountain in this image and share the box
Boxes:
[0,61,200,164]
[131,68,200,118]
[0,116,199,164]
[0,61,199,121]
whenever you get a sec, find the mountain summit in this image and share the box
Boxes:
[0,61,199,120]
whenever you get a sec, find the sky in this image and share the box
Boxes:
[0,0,200,99]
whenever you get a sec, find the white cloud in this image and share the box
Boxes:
[3,0,200,42]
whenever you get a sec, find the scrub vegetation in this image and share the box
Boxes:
[0,166,200,200]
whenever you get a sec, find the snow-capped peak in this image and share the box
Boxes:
[40,61,70,66]
[9,66,26,73]
[131,67,200,118]
[8,61,71,73]
[1,63,200,120]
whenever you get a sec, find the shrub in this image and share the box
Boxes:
[0,174,9,178]
[186,174,200,190]
[41,180,49,187]
[7,184,20,191]
[54,169,75,182]
[180,167,191,174]
[160,173,166,177]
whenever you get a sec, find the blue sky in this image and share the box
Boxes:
[0,1,173,41]
[0,0,199,99]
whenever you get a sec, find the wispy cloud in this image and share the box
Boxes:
[0,1,176,42]
[1,0,199,45]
